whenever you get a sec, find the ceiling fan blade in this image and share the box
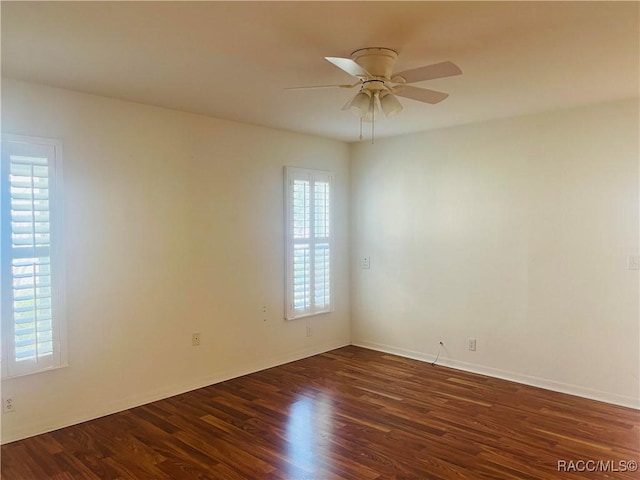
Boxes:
[394,61,462,84]
[395,86,449,104]
[325,57,371,79]
[285,83,359,91]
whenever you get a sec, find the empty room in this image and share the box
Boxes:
[1,1,638,479]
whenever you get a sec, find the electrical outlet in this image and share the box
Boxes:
[628,255,640,270]
[306,326,312,337]
[468,337,477,351]
[192,332,201,346]
[3,397,15,414]
[362,256,371,269]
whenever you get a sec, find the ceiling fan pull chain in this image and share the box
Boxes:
[359,117,363,141]
[371,105,375,144]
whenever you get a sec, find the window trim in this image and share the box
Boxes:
[284,166,334,320]
[1,134,67,378]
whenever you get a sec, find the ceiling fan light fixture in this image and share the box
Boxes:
[360,93,380,123]
[343,90,372,116]
[380,93,403,117]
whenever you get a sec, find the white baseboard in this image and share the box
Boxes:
[2,339,350,444]
[352,340,640,410]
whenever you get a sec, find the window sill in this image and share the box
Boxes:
[285,309,333,321]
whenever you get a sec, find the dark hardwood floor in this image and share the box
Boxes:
[2,346,639,479]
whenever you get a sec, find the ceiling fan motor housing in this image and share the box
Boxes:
[351,47,398,81]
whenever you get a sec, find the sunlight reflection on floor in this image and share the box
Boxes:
[285,391,334,478]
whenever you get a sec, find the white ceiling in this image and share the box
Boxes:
[2,1,638,142]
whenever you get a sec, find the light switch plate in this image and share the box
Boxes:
[362,256,371,269]
[628,255,640,270]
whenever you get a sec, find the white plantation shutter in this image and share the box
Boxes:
[285,167,332,320]
[1,135,66,378]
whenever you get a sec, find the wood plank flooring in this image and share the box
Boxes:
[2,346,639,479]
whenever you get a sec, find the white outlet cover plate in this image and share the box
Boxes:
[3,398,15,413]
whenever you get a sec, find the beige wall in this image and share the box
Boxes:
[350,99,639,407]
[1,79,351,442]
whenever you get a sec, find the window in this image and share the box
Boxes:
[1,135,66,378]
[285,167,332,320]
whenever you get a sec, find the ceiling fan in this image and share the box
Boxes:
[288,47,462,122]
